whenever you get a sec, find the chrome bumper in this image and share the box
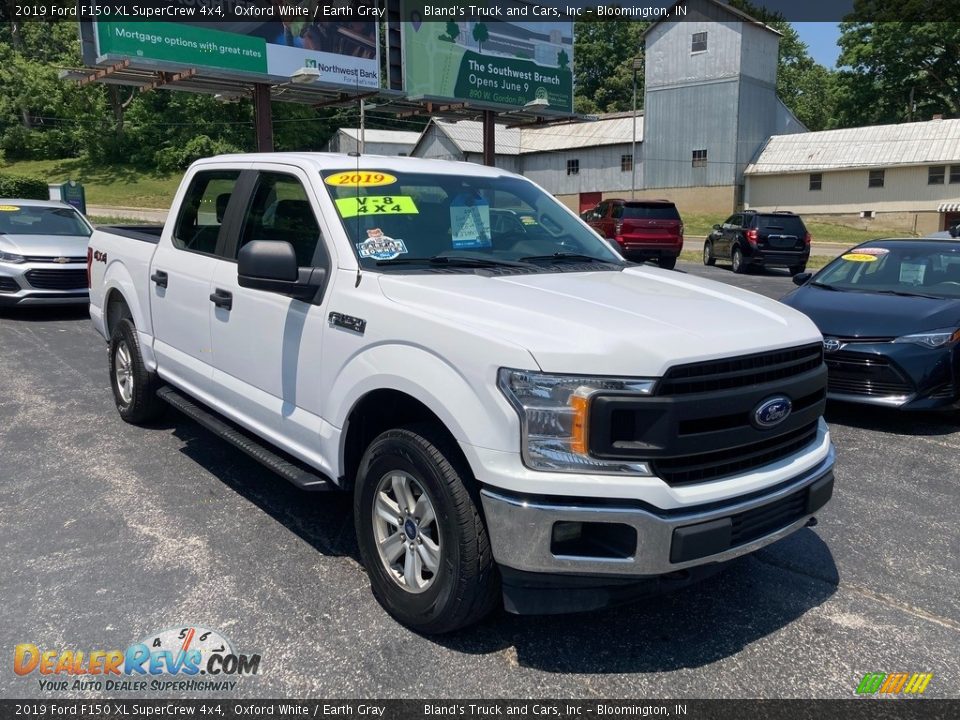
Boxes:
[480,446,835,577]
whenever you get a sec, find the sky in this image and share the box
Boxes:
[793,23,843,68]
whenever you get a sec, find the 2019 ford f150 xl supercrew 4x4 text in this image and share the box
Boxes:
[89,154,835,633]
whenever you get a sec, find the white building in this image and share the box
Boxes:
[745,117,960,234]
[324,128,420,156]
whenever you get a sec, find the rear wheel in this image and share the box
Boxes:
[354,425,499,634]
[731,246,747,274]
[703,241,716,266]
[658,255,677,270]
[109,317,165,424]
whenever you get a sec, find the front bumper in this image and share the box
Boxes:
[480,446,834,579]
[0,261,88,306]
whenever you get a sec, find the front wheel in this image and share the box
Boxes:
[109,317,165,424]
[354,425,500,634]
[703,241,716,266]
[658,255,678,270]
[731,246,747,274]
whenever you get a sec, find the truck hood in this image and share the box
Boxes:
[378,266,822,376]
[0,233,90,258]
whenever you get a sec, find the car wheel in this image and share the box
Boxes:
[789,264,806,275]
[109,317,166,425]
[731,246,747,274]
[658,255,678,270]
[355,425,500,634]
[703,241,716,266]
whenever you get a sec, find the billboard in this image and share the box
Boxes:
[401,2,574,113]
[91,1,379,89]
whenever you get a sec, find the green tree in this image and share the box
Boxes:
[472,23,489,53]
[573,17,648,114]
[557,49,570,71]
[444,21,460,43]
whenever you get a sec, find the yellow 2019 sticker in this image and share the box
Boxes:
[335,195,419,219]
[0,205,20,212]
[842,253,878,262]
[325,171,397,188]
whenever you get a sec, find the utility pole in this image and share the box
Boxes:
[631,57,643,200]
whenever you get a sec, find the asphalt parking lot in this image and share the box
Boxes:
[1,260,958,699]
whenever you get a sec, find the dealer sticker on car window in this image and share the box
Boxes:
[356,228,408,261]
[0,205,20,212]
[335,195,418,219]
[842,253,879,263]
[450,193,492,249]
[325,172,397,188]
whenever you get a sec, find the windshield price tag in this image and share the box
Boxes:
[335,195,419,218]
[0,205,20,212]
[842,253,879,262]
[325,172,397,188]
[450,193,492,249]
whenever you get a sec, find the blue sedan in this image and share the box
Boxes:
[782,238,960,410]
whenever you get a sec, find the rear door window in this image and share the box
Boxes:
[173,170,241,256]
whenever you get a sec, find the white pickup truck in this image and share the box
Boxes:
[89,154,835,633]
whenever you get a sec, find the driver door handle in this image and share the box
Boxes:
[209,288,233,311]
[151,270,168,288]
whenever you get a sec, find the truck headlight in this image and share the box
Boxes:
[0,250,25,264]
[498,368,655,474]
[892,328,960,349]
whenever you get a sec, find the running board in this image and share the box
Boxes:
[157,386,335,491]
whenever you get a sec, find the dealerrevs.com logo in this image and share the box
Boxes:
[14,626,261,693]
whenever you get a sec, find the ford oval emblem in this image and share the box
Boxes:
[753,396,792,429]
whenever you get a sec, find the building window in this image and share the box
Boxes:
[566,159,580,176]
[868,169,885,188]
[692,149,707,168]
[929,166,946,185]
[621,154,633,172]
[809,173,822,191]
[691,32,708,53]
[950,165,960,184]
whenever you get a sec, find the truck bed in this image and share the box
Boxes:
[94,225,163,244]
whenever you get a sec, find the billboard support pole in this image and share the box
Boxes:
[482,110,495,166]
[253,83,274,152]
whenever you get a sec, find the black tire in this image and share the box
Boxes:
[109,317,166,424]
[658,255,678,270]
[789,264,807,275]
[703,241,716,266]
[731,246,747,274]
[354,424,500,634]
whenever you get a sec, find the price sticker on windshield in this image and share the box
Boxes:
[842,253,879,262]
[335,195,419,219]
[325,172,397,188]
[0,205,20,212]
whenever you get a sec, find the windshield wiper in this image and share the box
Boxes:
[519,252,620,265]
[810,281,842,291]
[376,255,538,269]
[872,289,942,300]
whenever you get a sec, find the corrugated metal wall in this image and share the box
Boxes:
[522,143,640,196]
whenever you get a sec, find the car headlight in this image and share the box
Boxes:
[0,250,25,264]
[892,328,960,349]
[498,368,656,474]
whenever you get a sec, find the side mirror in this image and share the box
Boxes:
[793,272,812,286]
[238,240,326,302]
[712,224,722,231]
[950,222,960,238]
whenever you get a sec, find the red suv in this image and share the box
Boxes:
[586,199,683,269]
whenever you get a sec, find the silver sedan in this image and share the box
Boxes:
[0,199,93,307]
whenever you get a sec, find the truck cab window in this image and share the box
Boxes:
[238,173,323,267]
[173,170,241,255]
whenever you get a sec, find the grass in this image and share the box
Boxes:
[0,158,180,209]
[88,214,163,225]
[679,250,833,269]
[682,212,917,246]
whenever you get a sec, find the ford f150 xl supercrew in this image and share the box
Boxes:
[89,154,835,633]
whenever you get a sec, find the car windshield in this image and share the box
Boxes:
[0,205,91,237]
[320,169,623,271]
[814,243,960,299]
[757,215,805,235]
[617,204,679,220]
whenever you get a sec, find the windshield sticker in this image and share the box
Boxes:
[0,205,20,212]
[356,229,408,261]
[853,247,890,256]
[335,195,418,219]
[325,172,397,188]
[842,253,879,263]
[518,214,539,226]
[899,262,926,284]
[450,193,492,249]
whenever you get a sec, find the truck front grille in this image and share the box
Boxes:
[657,343,823,395]
[650,421,819,486]
[24,269,87,290]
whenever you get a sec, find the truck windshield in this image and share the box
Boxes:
[0,205,91,237]
[320,169,623,270]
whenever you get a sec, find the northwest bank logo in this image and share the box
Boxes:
[14,627,260,692]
